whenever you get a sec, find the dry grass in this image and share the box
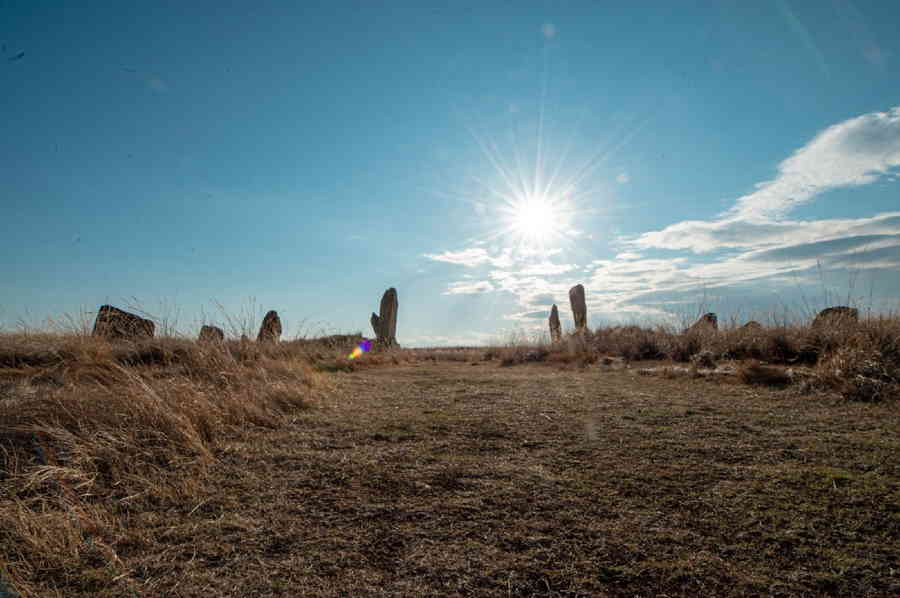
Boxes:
[0,332,340,597]
[736,361,793,387]
[1,318,898,596]
[490,314,900,402]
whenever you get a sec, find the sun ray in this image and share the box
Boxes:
[438,61,631,258]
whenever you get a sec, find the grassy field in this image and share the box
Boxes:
[1,322,898,596]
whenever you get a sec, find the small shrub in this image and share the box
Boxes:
[765,329,801,364]
[669,332,704,363]
[816,345,899,402]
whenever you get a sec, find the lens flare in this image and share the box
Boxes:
[347,339,373,360]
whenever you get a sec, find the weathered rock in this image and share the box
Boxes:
[690,350,717,369]
[92,305,155,339]
[548,304,562,343]
[371,287,399,347]
[689,313,718,332]
[257,310,282,343]
[198,325,225,343]
[812,306,858,327]
[568,284,587,332]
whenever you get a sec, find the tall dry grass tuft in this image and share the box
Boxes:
[0,331,337,595]
[812,315,900,401]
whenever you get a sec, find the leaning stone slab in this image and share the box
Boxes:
[92,305,155,339]
[569,284,587,332]
[548,304,562,343]
[198,325,225,342]
[257,310,282,343]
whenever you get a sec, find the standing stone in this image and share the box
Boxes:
[370,312,381,338]
[812,306,858,327]
[548,304,562,343]
[257,310,282,343]
[568,284,587,332]
[198,325,225,343]
[92,305,155,339]
[689,313,718,332]
[371,287,399,347]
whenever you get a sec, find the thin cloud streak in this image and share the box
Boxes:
[728,106,900,222]
[443,280,495,295]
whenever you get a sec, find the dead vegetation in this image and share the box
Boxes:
[0,333,341,597]
[0,317,898,596]
[491,314,900,403]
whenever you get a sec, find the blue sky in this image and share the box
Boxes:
[2,1,899,345]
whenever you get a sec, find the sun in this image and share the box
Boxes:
[513,195,554,240]
[499,191,570,249]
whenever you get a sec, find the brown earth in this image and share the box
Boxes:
[78,361,900,597]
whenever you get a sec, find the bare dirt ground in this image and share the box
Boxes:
[109,362,898,597]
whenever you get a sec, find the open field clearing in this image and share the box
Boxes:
[8,3,900,595]
[3,352,897,597]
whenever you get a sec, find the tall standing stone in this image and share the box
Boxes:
[370,287,398,348]
[92,305,155,339]
[257,310,282,343]
[548,304,562,343]
[569,284,587,333]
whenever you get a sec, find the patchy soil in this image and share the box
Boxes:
[94,362,899,597]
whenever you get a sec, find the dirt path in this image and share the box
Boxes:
[123,363,898,597]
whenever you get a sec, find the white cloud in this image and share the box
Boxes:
[633,212,900,254]
[443,280,494,295]
[632,106,900,255]
[728,106,900,221]
[424,247,513,268]
[615,251,642,260]
[517,262,577,276]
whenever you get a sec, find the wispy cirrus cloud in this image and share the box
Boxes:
[443,280,495,295]
[633,212,900,254]
[729,106,900,221]
[424,247,513,268]
[633,107,900,254]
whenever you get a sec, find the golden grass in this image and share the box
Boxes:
[1,314,898,595]
[0,333,346,597]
